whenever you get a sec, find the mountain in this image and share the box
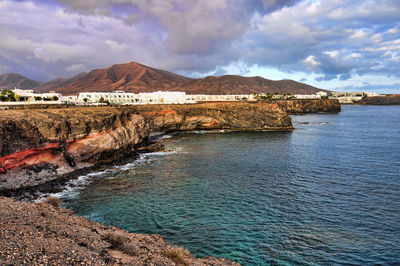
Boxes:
[0,73,42,90]
[34,72,87,92]
[178,75,323,95]
[36,62,191,95]
[1,61,325,95]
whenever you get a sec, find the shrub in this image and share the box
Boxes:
[44,196,62,207]
[163,245,192,265]
[121,243,139,256]
[1,89,16,102]
[106,231,128,248]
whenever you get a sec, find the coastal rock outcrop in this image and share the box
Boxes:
[134,102,293,132]
[0,103,293,195]
[276,99,341,114]
[0,107,151,193]
[357,95,400,105]
[0,103,292,264]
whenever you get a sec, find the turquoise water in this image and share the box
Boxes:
[61,105,400,265]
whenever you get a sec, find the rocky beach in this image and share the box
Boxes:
[0,196,238,265]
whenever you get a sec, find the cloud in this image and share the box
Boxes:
[0,64,11,72]
[0,0,398,93]
[336,83,400,93]
[66,64,86,72]
[339,73,351,80]
[316,74,337,82]
[240,0,400,80]
[302,55,320,70]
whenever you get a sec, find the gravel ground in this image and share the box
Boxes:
[0,197,239,265]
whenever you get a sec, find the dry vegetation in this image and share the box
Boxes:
[163,245,193,265]
[43,196,62,207]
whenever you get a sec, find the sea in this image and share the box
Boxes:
[58,105,400,265]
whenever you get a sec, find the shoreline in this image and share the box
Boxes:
[0,100,342,199]
[0,141,163,201]
[0,103,295,197]
[0,196,239,265]
[0,101,340,264]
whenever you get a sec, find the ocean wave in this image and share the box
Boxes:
[146,147,182,156]
[294,122,332,125]
[192,130,226,134]
[37,149,179,201]
[34,174,94,202]
[158,134,173,140]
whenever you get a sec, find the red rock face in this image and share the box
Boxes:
[0,116,149,174]
[0,108,151,191]
[0,143,60,173]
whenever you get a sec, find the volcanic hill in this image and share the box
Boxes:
[1,61,325,95]
[0,73,42,91]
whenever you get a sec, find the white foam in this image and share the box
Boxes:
[35,152,166,201]
[192,130,226,134]
[294,121,332,125]
[158,134,172,140]
[146,147,182,156]
[116,162,137,171]
[54,175,93,199]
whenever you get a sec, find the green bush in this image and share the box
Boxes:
[0,89,16,102]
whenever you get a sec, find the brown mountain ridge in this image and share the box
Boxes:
[0,73,43,91]
[1,61,325,95]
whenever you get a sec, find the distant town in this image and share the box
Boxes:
[0,87,382,106]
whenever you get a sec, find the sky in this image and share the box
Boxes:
[0,0,399,93]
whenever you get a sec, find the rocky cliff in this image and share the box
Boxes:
[276,99,341,114]
[357,95,400,105]
[0,104,291,265]
[0,103,292,195]
[0,107,151,195]
[133,102,293,132]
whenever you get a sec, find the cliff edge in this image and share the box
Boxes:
[133,102,293,132]
[276,99,341,114]
[357,95,400,105]
[0,107,151,197]
[0,103,292,196]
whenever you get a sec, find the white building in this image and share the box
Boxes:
[316,91,328,97]
[76,91,189,105]
[186,94,256,102]
[294,94,322,99]
[11,88,62,102]
[78,91,138,104]
[138,91,187,104]
[61,95,78,104]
